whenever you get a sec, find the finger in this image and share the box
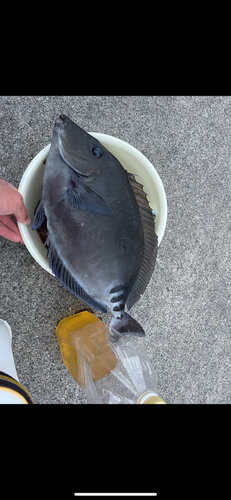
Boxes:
[13,194,31,225]
[0,217,24,243]
[0,215,20,234]
[0,179,18,191]
[0,180,31,224]
[2,215,25,244]
[7,183,18,192]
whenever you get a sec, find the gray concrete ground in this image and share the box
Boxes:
[0,96,230,404]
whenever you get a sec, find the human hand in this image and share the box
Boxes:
[0,179,31,244]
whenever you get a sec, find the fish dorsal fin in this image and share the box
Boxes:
[46,237,107,314]
[126,173,158,310]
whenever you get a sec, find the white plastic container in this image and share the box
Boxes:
[56,311,166,404]
[18,133,167,274]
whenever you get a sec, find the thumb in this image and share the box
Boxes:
[13,193,31,225]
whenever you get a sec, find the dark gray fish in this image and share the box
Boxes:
[32,115,158,335]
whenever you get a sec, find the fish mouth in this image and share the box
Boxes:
[55,115,88,174]
[55,114,69,129]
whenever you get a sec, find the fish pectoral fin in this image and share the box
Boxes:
[67,181,114,216]
[32,200,45,230]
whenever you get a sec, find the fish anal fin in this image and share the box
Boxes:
[47,238,107,314]
[126,172,158,310]
[67,179,114,216]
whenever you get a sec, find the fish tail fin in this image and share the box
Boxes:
[109,312,145,336]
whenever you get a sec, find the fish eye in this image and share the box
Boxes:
[92,146,103,158]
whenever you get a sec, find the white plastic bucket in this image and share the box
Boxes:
[18,133,167,275]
